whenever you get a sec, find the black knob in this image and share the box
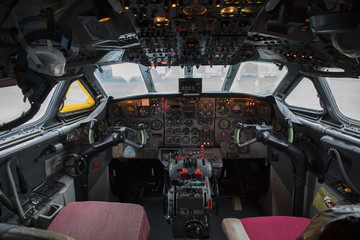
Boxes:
[185,221,204,239]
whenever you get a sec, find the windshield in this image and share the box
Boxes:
[0,84,56,129]
[95,61,287,97]
[94,63,148,98]
[230,62,288,95]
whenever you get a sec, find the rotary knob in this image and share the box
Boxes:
[184,220,204,239]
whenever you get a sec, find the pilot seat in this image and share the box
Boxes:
[47,201,150,240]
[222,205,360,240]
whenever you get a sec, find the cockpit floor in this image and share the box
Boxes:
[141,196,264,240]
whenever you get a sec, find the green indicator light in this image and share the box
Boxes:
[196,181,200,185]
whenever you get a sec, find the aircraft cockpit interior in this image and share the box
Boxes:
[0,0,360,239]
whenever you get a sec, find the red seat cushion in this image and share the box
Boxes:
[48,201,150,240]
[240,216,310,240]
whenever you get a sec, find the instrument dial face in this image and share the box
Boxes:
[217,105,229,115]
[191,136,199,144]
[185,120,194,127]
[183,127,190,135]
[206,103,214,109]
[191,127,199,135]
[151,119,163,130]
[123,104,137,117]
[110,105,122,117]
[197,103,205,109]
[167,120,174,127]
[231,103,244,115]
[182,136,190,144]
[218,131,229,141]
[138,106,150,117]
[218,119,230,130]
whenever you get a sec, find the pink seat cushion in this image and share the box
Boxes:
[240,216,310,240]
[48,201,150,240]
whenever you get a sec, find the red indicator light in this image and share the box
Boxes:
[161,61,167,65]
[293,55,297,58]
[309,56,313,59]
[286,54,290,57]
[301,55,305,58]
[150,62,155,67]
[265,107,267,110]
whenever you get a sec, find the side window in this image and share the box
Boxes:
[59,80,95,113]
[285,78,323,111]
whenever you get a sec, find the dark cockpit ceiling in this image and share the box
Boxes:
[47,0,360,75]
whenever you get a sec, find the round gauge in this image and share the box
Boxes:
[174,128,182,135]
[191,127,199,135]
[274,122,282,132]
[183,127,190,135]
[151,119,163,130]
[197,118,204,125]
[174,136,181,142]
[218,119,230,130]
[175,119,181,125]
[206,118,213,125]
[217,105,229,115]
[198,110,205,117]
[205,110,213,116]
[138,106,149,117]
[206,103,214,109]
[123,104,137,117]
[167,120,174,127]
[218,131,229,141]
[110,105,122,117]
[185,120,194,127]
[166,128,174,135]
[182,136,190,144]
[197,103,205,109]
[231,103,244,115]
[151,104,162,116]
[191,136,199,144]
[166,136,173,143]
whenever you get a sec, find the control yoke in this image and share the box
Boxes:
[234,122,273,148]
[234,122,308,217]
[64,124,147,177]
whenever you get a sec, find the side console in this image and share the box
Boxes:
[162,147,222,239]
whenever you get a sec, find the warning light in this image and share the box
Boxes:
[172,3,177,7]
[286,54,290,57]
[309,56,313,59]
[293,55,297,58]
[161,61,167,65]
[125,6,129,10]
[301,55,305,58]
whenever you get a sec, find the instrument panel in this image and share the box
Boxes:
[108,96,272,159]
